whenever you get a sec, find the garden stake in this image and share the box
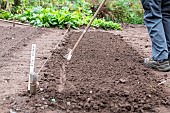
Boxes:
[28,44,37,95]
[13,17,15,27]
[64,0,106,61]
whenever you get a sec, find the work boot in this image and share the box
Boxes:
[144,58,170,72]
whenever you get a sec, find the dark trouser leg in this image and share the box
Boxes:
[141,0,169,61]
[162,0,170,55]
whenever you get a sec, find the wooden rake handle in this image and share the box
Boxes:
[70,0,107,55]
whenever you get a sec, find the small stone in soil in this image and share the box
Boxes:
[119,78,126,83]
[34,104,42,107]
[40,106,45,110]
[40,88,43,91]
[9,109,17,113]
[42,97,45,101]
[67,102,71,106]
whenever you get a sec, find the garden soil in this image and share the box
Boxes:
[0,22,170,113]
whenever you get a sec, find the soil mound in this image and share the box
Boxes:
[12,31,170,113]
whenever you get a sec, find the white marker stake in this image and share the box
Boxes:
[28,44,36,91]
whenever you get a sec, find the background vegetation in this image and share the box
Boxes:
[0,0,143,29]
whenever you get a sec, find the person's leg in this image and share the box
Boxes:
[141,0,169,61]
[162,0,170,55]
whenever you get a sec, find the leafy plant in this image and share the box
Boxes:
[7,6,121,30]
[88,0,144,24]
[0,0,122,30]
[0,10,12,19]
[92,18,122,30]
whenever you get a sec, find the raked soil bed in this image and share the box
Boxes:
[9,30,170,113]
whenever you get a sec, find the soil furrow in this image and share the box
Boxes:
[0,23,64,112]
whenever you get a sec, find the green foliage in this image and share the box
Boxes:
[0,10,12,19]
[0,0,144,25]
[89,0,144,24]
[1,0,144,25]
[109,0,144,24]
[0,0,122,30]
[92,18,122,30]
[2,6,121,30]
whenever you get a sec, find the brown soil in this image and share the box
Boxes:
[0,26,43,97]
[42,31,170,113]
[0,22,170,113]
[0,21,64,112]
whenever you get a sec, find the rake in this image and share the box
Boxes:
[64,0,106,61]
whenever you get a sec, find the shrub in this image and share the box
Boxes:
[88,0,144,24]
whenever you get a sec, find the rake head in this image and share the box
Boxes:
[64,48,72,61]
